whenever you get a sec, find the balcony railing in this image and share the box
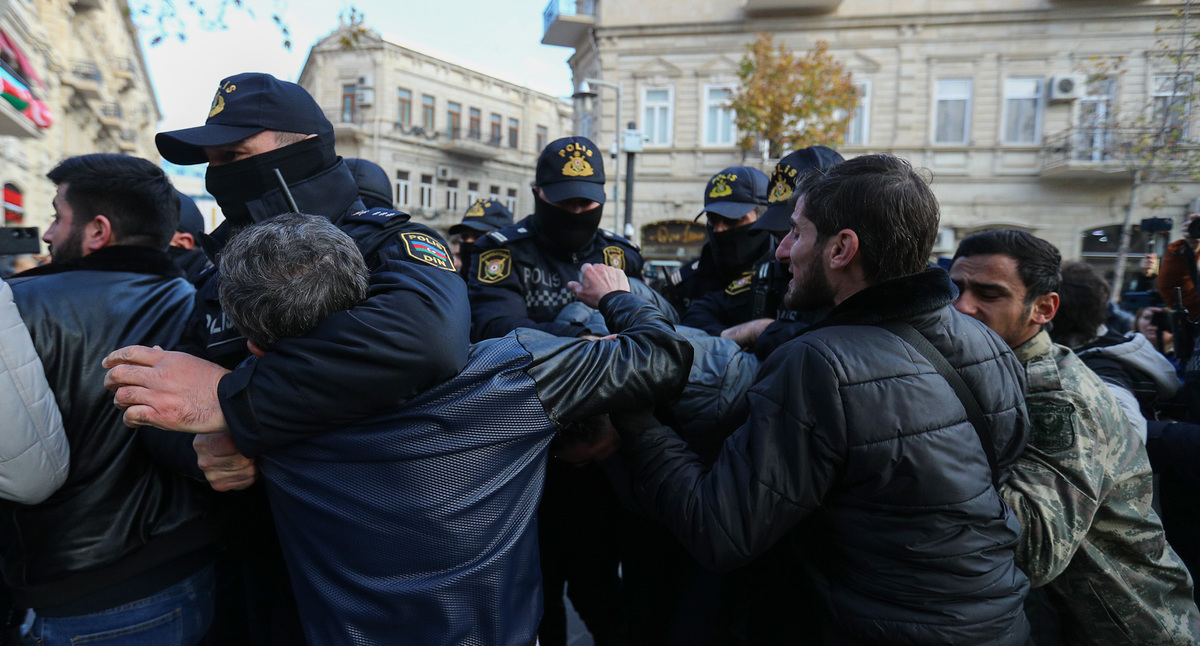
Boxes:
[63,61,101,99]
[1041,127,1199,179]
[542,0,596,47]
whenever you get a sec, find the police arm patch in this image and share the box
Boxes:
[478,249,512,284]
[400,232,455,272]
[602,246,626,271]
[1027,401,1076,453]
[725,271,754,295]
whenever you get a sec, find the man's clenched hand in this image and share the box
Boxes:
[104,345,231,433]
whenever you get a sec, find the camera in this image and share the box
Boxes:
[0,227,39,255]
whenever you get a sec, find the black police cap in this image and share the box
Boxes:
[535,136,606,204]
[450,199,515,236]
[754,146,845,233]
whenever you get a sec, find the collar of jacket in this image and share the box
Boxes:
[803,266,954,333]
[14,245,183,279]
[204,159,366,257]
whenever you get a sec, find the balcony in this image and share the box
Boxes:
[441,127,502,160]
[98,102,122,128]
[0,94,39,139]
[1039,127,1198,180]
[114,58,133,80]
[62,61,101,100]
[118,128,137,152]
[541,0,595,48]
[745,0,842,14]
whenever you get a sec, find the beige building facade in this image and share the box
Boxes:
[545,0,1200,280]
[0,0,160,247]
[298,24,574,235]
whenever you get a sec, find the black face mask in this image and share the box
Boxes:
[708,222,771,276]
[458,239,476,280]
[205,136,334,224]
[532,192,604,252]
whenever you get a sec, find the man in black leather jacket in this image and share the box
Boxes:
[137,213,691,646]
[121,72,469,645]
[5,154,217,645]
[614,154,1032,645]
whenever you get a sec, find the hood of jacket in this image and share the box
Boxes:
[1078,331,1181,399]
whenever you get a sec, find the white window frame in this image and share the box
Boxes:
[395,170,410,207]
[702,83,737,147]
[642,86,674,147]
[489,185,500,201]
[446,180,459,211]
[419,174,434,209]
[506,188,518,213]
[467,182,479,206]
[1001,77,1044,145]
[933,78,973,145]
[844,80,871,146]
[1153,72,1194,141]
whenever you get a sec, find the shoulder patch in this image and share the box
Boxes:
[400,232,455,272]
[1027,400,1077,453]
[602,246,626,271]
[478,249,512,284]
[346,208,402,226]
[725,271,755,296]
[487,230,509,244]
[669,269,683,285]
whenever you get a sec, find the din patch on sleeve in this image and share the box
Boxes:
[1027,400,1076,453]
[478,249,512,284]
[400,232,455,272]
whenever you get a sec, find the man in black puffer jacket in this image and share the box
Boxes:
[615,154,1031,645]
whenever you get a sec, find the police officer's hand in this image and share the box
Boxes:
[721,318,775,348]
[103,345,230,433]
[194,433,257,492]
[568,263,630,309]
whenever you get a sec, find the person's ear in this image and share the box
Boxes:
[171,231,196,250]
[826,229,860,270]
[81,215,114,254]
[246,340,267,358]
[1030,292,1060,326]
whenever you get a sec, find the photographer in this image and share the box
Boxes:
[1157,213,1200,320]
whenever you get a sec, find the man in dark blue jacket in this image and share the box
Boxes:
[111,213,692,646]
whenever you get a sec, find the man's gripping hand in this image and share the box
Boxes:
[194,433,257,491]
[568,263,630,309]
[104,345,231,433]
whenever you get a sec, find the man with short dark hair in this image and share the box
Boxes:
[169,189,209,281]
[136,212,691,646]
[614,154,1032,644]
[5,154,216,645]
[950,230,1200,645]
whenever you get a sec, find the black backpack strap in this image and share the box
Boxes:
[877,320,1000,489]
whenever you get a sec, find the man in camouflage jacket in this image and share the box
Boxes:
[951,230,1200,645]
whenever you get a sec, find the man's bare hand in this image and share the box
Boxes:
[103,345,231,433]
[721,318,774,348]
[194,433,256,492]
[568,263,630,309]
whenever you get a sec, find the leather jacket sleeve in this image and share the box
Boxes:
[616,341,842,571]
[219,256,470,457]
[517,291,694,427]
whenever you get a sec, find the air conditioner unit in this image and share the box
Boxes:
[436,166,452,180]
[932,227,956,255]
[356,88,374,107]
[357,74,373,88]
[1050,74,1085,102]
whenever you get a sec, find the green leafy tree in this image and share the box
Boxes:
[728,33,858,158]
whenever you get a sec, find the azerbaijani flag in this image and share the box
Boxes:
[411,239,450,262]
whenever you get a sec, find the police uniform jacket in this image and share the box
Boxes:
[4,247,216,612]
[657,245,723,319]
[1004,331,1200,645]
[618,268,1033,645]
[467,214,644,341]
[679,245,774,336]
[254,291,692,646]
[175,159,469,457]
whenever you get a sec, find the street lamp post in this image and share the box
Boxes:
[573,78,621,233]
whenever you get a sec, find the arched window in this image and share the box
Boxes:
[3,183,22,224]
[1080,224,1152,293]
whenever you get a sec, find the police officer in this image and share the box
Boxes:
[668,166,772,335]
[721,146,845,357]
[467,136,644,341]
[169,188,210,282]
[344,157,394,209]
[449,198,513,277]
[147,72,469,645]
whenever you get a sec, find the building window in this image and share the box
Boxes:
[536,125,548,151]
[422,95,436,131]
[933,78,972,144]
[1154,72,1194,140]
[467,181,479,205]
[395,171,410,206]
[397,88,412,125]
[508,118,519,149]
[844,81,871,146]
[506,187,517,213]
[469,108,481,140]
[420,174,434,208]
[446,179,459,211]
[489,185,500,200]
[703,85,736,146]
[643,87,673,146]
[1077,78,1117,162]
[1002,78,1043,144]
[447,102,462,139]
[341,84,356,123]
[490,113,502,144]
